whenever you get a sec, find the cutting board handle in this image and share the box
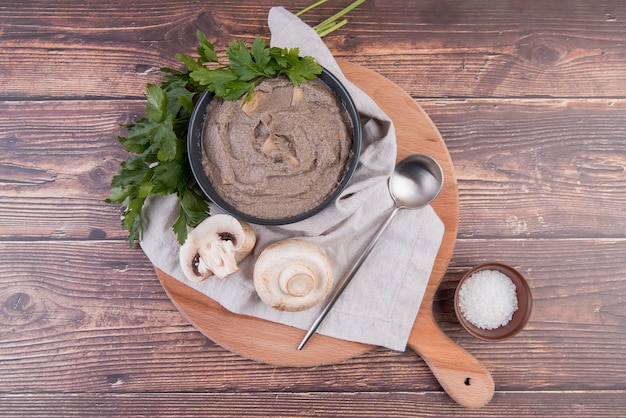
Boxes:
[408,315,495,408]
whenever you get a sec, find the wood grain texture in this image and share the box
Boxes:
[1,391,625,417]
[2,1,626,99]
[1,0,626,415]
[2,99,625,240]
[1,239,624,393]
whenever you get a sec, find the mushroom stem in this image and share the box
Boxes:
[279,265,316,297]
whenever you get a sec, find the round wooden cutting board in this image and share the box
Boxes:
[156,61,496,408]
[156,60,459,366]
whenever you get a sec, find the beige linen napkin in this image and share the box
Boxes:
[140,7,445,351]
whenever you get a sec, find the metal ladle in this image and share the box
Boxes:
[298,154,444,350]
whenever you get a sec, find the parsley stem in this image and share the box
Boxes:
[296,0,330,16]
[312,0,366,36]
[316,19,348,37]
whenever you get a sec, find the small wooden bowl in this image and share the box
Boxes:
[454,262,532,341]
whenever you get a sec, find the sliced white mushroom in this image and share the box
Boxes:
[253,238,333,312]
[241,90,266,115]
[179,214,256,282]
[291,85,304,105]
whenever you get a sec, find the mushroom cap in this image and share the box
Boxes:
[179,214,256,282]
[253,238,333,312]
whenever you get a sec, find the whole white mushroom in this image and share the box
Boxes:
[253,238,333,312]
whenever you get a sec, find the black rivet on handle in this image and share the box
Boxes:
[464,377,471,386]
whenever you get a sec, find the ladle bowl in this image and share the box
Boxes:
[298,154,444,349]
[390,154,444,209]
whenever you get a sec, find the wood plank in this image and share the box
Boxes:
[1,1,626,99]
[0,239,624,393]
[0,391,624,417]
[421,99,626,239]
[0,196,126,240]
[1,99,625,240]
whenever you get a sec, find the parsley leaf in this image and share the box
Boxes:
[187,33,322,103]
[251,36,273,75]
[196,30,219,63]
[145,83,168,123]
[227,39,263,81]
[190,68,238,95]
[107,77,210,246]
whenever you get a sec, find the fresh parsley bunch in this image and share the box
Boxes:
[107,32,323,246]
[106,75,208,246]
[179,32,323,103]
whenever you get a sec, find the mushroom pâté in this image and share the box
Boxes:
[179,214,256,282]
[253,238,333,312]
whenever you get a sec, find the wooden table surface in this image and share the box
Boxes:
[1,1,625,416]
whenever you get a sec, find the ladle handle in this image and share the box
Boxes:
[298,207,401,350]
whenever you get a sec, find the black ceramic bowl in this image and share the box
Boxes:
[187,68,362,225]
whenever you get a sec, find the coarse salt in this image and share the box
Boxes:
[458,269,518,330]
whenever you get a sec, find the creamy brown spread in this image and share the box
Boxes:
[201,76,352,220]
